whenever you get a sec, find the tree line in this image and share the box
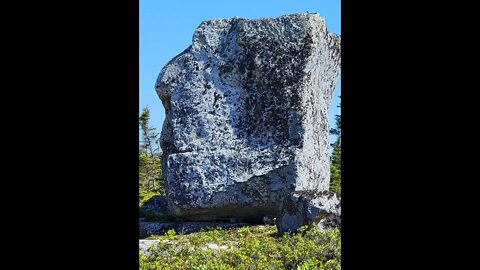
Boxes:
[139,107,165,196]
[329,97,341,195]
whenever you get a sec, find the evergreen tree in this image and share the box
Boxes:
[139,107,164,194]
[140,107,160,158]
[330,97,341,195]
[329,114,341,142]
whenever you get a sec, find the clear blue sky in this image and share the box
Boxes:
[140,0,341,148]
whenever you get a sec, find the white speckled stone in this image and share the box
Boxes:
[276,190,341,234]
[155,13,341,220]
[139,240,160,254]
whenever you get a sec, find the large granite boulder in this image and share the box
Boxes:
[155,13,341,221]
[276,190,341,234]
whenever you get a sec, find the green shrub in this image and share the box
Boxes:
[140,225,341,270]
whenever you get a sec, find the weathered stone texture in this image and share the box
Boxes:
[140,195,172,218]
[155,13,340,220]
[276,190,341,234]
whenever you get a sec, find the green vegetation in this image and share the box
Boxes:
[140,225,341,270]
[139,102,342,269]
[139,107,165,203]
[329,97,341,195]
[139,190,161,207]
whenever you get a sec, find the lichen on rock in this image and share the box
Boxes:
[155,13,341,221]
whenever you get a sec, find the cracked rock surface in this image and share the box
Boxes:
[155,13,341,220]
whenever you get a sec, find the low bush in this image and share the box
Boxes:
[140,225,341,270]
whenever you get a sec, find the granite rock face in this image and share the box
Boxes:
[155,13,341,221]
[139,195,172,218]
[276,190,341,234]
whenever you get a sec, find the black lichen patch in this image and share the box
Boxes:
[217,21,314,147]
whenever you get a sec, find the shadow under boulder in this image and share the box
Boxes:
[139,195,260,238]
